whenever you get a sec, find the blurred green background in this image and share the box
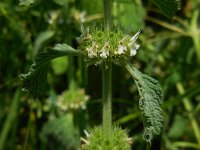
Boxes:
[0,0,200,149]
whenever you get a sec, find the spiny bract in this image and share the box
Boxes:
[81,126,132,150]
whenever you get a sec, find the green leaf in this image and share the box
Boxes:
[20,44,79,98]
[113,1,146,31]
[19,0,35,6]
[167,115,188,138]
[41,114,80,149]
[126,62,163,144]
[33,31,55,57]
[51,57,68,75]
[153,0,181,17]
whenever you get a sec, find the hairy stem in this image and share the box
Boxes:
[103,0,111,33]
[102,63,112,136]
[102,0,112,137]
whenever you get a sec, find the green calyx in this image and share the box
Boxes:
[81,126,132,150]
[77,27,141,66]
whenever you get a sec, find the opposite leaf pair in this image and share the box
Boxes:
[20,32,163,144]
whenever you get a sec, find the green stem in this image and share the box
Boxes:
[103,0,111,33]
[191,9,200,64]
[102,62,112,136]
[0,89,20,150]
[102,0,112,137]
[176,83,200,145]
[68,56,76,91]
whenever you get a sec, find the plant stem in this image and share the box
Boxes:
[103,0,111,33]
[102,0,112,137]
[0,89,20,150]
[102,62,112,136]
[176,82,200,145]
[68,56,76,91]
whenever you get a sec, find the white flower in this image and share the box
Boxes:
[86,42,98,58]
[128,29,141,57]
[130,49,137,56]
[100,42,110,58]
[100,50,109,58]
[134,44,140,49]
[130,44,140,56]
[88,50,97,58]
[118,45,127,54]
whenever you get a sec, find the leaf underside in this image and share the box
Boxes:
[153,0,181,18]
[20,44,79,98]
[126,62,163,144]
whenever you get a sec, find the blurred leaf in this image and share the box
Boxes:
[41,114,79,150]
[0,89,20,150]
[33,31,55,56]
[168,115,188,138]
[126,62,163,144]
[53,43,78,52]
[51,57,68,75]
[163,84,200,109]
[172,141,200,149]
[19,0,35,6]
[77,0,103,15]
[113,1,146,31]
[115,112,140,124]
[153,0,181,17]
[20,44,79,98]
[53,0,69,6]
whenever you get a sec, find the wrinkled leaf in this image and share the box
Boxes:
[126,62,163,144]
[153,0,181,17]
[20,44,79,98]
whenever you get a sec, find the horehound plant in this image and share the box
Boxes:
[20,0,164,149]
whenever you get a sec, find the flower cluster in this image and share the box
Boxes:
[56,89,89,111]
[77,27,141,66]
